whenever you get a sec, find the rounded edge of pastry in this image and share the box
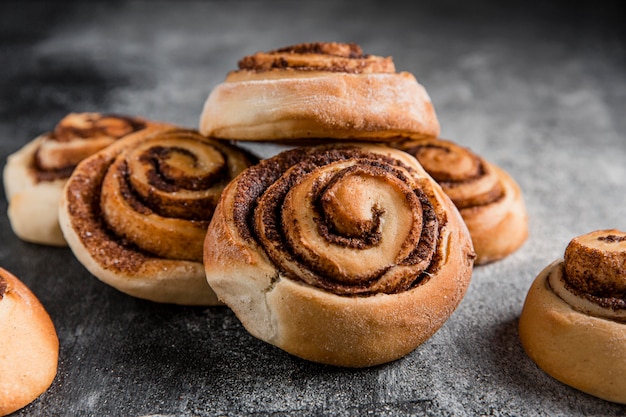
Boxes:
[3,137,67,246]
[519,230,626,404]
[199,42,440,142]
[391,138,528,265]
[0,267,59,416]
[59,127,256,306]
[204,143,475,367]
[3,112,170,246]
[462,163,528,264]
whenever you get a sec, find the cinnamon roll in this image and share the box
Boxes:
[0,267,58,416]
[392,138,528,264]
[199,42,440,142]
[3,112,169,246]
[58,127,257,305]
[203,143,475,367]
[519,229,626,404]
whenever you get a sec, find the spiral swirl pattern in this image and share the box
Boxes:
[204,143,475,366]
[61,127,256,304]
[200,43,440,142]
[230,145,445,295]
[35,112,151,180]
[99,129,252,262]
[235,42,395,76]
[393,138,528,264]
[394,138,504,209]
[550,229,626,321]
[519,232,626,403]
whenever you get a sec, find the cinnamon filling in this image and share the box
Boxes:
[65,154,149,273]
[236,42,395,74]
[32,113,147,182]
[598,234,626,243]
[561,277,626,311]
[551,230,626,320]
[0,275,7,300]
[31,162,76,182]
[549,263,626,322]
[52,113,146,142]
[140,146,226,192]
[233,145,443,296]
[398,140,505,209]
[66,129,253,269]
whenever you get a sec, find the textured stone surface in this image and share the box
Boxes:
[0,1,625,415]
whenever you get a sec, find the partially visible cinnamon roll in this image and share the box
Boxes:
[519,230,626,404]
[59,127,257,305]
[199,42,440,142]
[0,267,58,416]
[3,112,170,246]
[392,138,528,264]
[204,143,475,367]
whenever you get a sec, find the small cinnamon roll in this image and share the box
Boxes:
[59,127,257,305]
[199,42,440,142]
[392,138,528,264]
[204,143,475,367]
[3,112,170,246]
[0,267,58,416]
[519,229,626,404]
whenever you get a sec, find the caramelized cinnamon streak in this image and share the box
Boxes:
[233,145,443,296]
[65,153,148,273]
[237,42,395,74]
[67,128,254,269]
[560,278,626,312]
[561,230,626,310]
[0,275,6,299]
[396,139,505,209]
[32,112,149,182]
[52,113,146,142]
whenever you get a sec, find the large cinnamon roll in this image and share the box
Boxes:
[203,143,475,367]
[3,112,169,246]
[199,42,440,142]
[0,267,58,416]
[59,127,256,305]
[519,229,626,404]
[392,138,528,264]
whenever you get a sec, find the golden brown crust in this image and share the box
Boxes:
[236,42,395,74]
[391,138,528,264]
[519,260,626,404]
[0,267,58,416]
[203,143,475,367]
[199,42,440,142]
[3,112,170,246]
[563,229,626,300]
[59,127,256,305]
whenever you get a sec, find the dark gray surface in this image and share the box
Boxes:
[1,1,625,416]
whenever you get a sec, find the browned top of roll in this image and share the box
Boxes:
[563,229,626,310]
[33,112,154,182]
[64,127,257,270]
[229,144,452,296]
[50,112,147,142]
[235,42,395,74]
[392,138,505,209]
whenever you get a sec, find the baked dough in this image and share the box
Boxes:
[204,143,475,367]
[3,112,169,246]
[59,127,256,305]
[519,229,626,404]
[199,42,440,142]
[0,267,58,416]
[392,138,528,264]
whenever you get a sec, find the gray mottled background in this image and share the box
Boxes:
[1,1,625,416]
